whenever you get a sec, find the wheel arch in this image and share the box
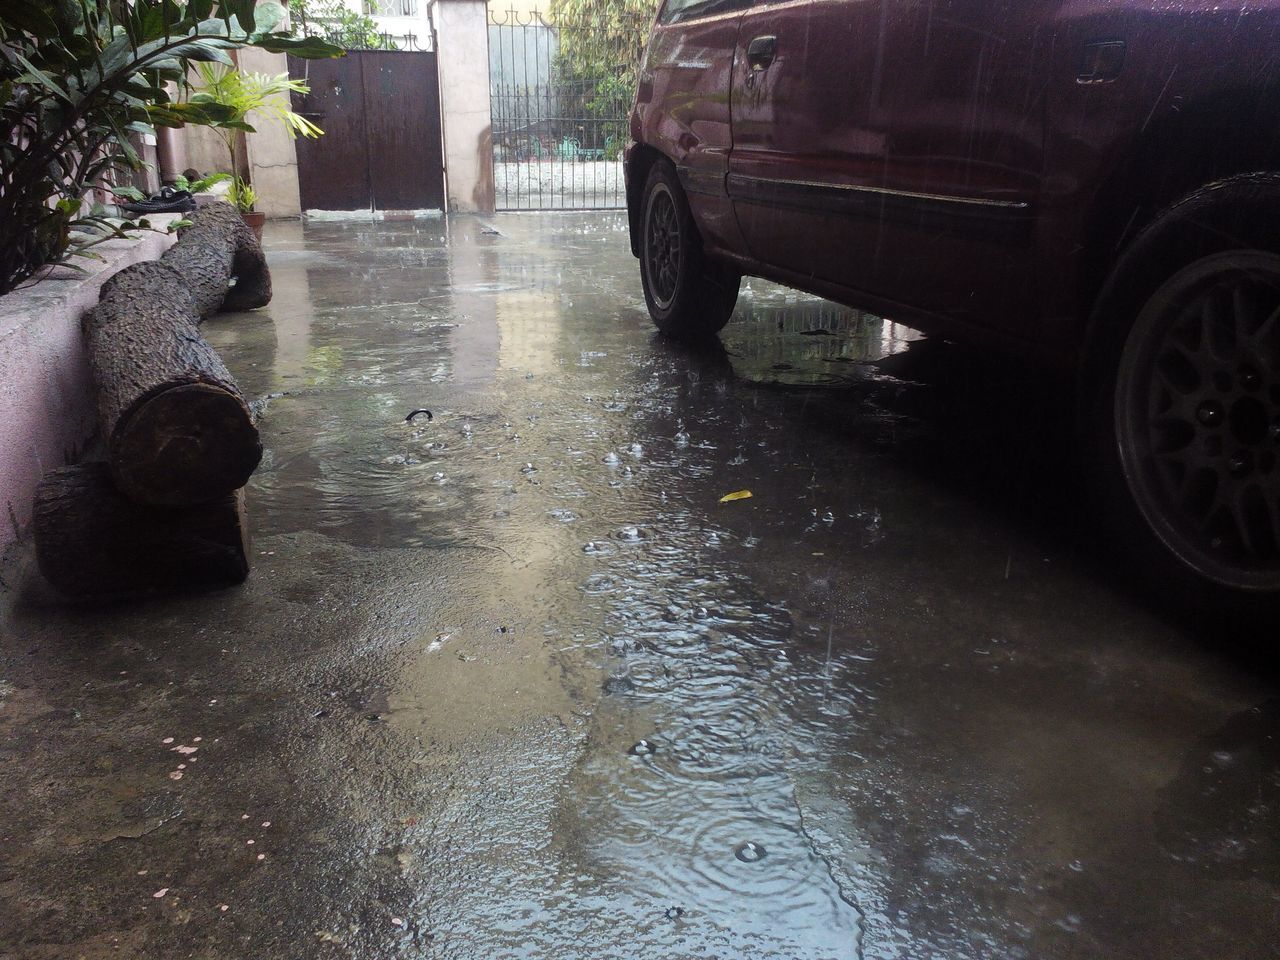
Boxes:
[626,143,669,258]
[1081,170,1280,384]
[1078,86,1280,330]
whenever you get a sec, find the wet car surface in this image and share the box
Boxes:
[1,214,1277,959]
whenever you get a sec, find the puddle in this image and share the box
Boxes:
[190,215,1280,960]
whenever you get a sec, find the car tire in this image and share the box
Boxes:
[639,161,739,339]
[1084,247,1280,623]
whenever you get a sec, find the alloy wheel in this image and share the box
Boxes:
[645,184,682,310]
[1117,252,1280,590]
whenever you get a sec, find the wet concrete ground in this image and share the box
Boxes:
[2,213,1278,959]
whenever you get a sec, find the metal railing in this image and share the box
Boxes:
[488,8,628,210]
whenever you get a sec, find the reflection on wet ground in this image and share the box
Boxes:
[1,214,1277,960]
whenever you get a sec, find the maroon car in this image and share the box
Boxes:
[625,0,1280,611]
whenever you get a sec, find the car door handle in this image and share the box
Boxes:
[747,35,777,71]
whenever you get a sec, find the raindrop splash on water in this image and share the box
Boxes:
[734,841,767,863]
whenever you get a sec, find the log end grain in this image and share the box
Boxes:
[110,382,263,506]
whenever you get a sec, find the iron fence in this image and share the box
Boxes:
[311,29,427,51]
[488,9,629,210]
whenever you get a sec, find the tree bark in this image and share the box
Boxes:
[34,463,249,598]
[85,259,262,505]
[159,201,272,316]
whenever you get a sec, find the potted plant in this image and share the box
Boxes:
[227,177,263,240]
[190,64,322,233]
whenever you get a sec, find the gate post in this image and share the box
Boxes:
[434,0,496,213]
[238,45,303,219]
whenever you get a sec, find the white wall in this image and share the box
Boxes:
[436,0,495,213]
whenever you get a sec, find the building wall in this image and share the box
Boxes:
[238,46,305,219]
[176,5,304,220]
[437,0,495,213]
[338,0,435,48]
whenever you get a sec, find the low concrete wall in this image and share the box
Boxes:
[0,223,179,554]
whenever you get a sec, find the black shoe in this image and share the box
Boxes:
[120,187,196,215]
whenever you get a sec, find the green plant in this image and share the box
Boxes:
[227,176,258,214]
[289,0,392,50]
[0,0,340,295]
[586,72,631,158]
[111,170,232,203]
[547,0,657,89]
[175,170,234,194]
[189,62,322,186]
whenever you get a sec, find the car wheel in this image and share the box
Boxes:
[1092,249,1280,613]
[640,161,739,338]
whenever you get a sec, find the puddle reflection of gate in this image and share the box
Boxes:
[488,9,627,210]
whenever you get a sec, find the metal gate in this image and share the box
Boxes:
[288,49,445,213]
[488,9,629,210]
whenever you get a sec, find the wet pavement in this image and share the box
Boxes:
[2,213,1278,960]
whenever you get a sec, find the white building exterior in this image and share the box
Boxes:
[342,0,436,49]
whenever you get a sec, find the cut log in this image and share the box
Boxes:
[34,462,249,598]
[85,260,262,505]
[159,201,272,316]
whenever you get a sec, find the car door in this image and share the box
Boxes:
[863,0,1049,327]
[729,0,1052,330]
[634,0,753,257]
[727,0,882,280]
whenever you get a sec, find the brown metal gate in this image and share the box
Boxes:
[288,51,444,212]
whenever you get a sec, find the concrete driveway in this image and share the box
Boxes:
[1,213,1276,960]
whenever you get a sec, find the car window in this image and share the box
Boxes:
[659,0,747,25]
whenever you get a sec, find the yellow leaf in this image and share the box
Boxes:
[719,490,753,504]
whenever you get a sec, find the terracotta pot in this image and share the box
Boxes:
[240,211,265,242]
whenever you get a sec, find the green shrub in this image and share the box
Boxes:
[0,0,340,295]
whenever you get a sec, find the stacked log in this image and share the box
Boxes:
[35,464,249,598]
[32,203,269,598]
[159,201,271,316]
[85,260,261,505]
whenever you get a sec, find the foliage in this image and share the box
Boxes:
[189,62,322,180]
[547,0,657,88]
[227,175,258,213]
[174,170,234,194]
[586,72,631,157]
[111,170,232,201]
[288,0,394,50]
[0,0,340,295]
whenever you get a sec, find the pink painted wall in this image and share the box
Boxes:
[0,227,178,556]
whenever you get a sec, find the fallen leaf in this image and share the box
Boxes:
[719,490,753,504]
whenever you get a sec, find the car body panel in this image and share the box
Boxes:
[631,4,748,256]
[627,0,1280,363]
[1036,0,1280,351]
[729,0,1050,332]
